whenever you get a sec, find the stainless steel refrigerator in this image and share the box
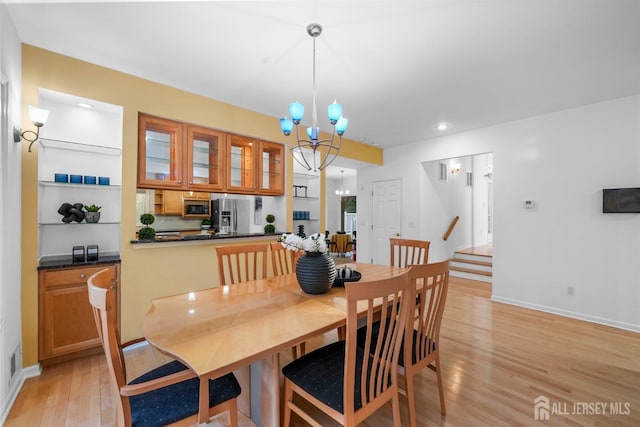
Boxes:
[211,198,251,234]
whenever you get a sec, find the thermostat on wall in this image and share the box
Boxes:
[523,200,535,208]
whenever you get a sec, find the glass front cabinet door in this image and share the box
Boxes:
[138,114,225,192]
[227,134,257,193]
[259,141,284,195]
[186,126,225,191]
[138,114,184,189]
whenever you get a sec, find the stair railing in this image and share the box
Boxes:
[443,215,460,241]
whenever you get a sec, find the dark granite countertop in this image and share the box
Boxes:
[131,232,280,244]
[38,252,121,270]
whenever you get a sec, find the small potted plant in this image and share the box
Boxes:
[84,204,102,223]
[264,214,276,234]
[138,213,156,240]
[201,218,212,230]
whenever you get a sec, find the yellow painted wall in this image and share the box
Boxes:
[20,45,382,366]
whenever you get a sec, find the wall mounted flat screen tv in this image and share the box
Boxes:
[602,188,640,213]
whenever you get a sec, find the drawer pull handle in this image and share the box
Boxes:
[80,273,86,279]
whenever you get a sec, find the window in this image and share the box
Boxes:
[439,162,448,182]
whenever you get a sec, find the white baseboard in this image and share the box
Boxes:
[0,363,41,425]
[491,296,640,333]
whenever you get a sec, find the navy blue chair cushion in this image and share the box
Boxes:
[128,360,241,427]
[357,320,436,367]
[282,340,375,414]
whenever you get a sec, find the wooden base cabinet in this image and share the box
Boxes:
[38,263,120,363]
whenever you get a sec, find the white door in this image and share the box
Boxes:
[371,179,402,264]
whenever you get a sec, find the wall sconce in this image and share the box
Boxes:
[450,164,461,174]
[13,105,49,152]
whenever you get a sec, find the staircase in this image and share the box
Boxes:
[450,248,493,283]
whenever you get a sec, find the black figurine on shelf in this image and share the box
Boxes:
[297,224,306,238]
[58,202,85,223]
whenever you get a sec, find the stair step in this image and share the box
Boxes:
[450,266,493,277]
[451,256,492,267]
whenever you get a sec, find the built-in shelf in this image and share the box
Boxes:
[39,181,121,190]
[40,138,121,156]
[293,172,320,180]
[39,222,121,226]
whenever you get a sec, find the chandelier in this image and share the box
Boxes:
[335,170,350,196]
[280,23,348,172]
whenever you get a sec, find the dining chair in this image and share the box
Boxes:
[270,241,306,358]
[87,269,241,427]
[282,271,411,427]
[216,243,269,286]
[269,241,302,276]
[401,260,450,426]
[390,237,430,267]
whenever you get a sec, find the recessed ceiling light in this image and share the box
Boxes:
[435,122,450,131]
[77,102,93,109]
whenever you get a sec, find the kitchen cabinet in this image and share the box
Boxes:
[38,262,120,362]
[226,135,286,195]
[227,134,256,193]
[154,190,211,217]
[183,191,211,200]
[137,114,184,189]
[186,126,226,191]
[259,141,284,195]
[154,190,183,215]
[138,114,225,191]
[139,113,284,195]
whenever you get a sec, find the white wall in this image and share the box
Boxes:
[0,5,32,424]
[358,94,640,332]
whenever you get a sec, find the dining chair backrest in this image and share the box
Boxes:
[343,271,411,422]
[216,243,269,286]
[87,268,130,423]
[282,270,411,426]
[89,269,241,427]
[389,238,430,268]
[403,260,450,426]
[269,241,302,276]
[407,260,449,366]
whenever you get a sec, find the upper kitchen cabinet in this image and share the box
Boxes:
[226,134,257,193]
[259,141,284,195]
[138,114,184,189]
[138,113,284,195]
[137,114,224,191]
[186,126,225,191]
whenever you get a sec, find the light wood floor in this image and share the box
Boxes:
[6,277,640,426]
[457,243,493,257]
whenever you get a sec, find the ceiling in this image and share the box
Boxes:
[6,0,640,175]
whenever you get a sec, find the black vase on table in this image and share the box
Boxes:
[295,252,337,294]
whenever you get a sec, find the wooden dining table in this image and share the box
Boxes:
[142,262,408,426]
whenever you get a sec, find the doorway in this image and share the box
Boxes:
[423,153,493,252]
[340,196,356,234]
[371,179,402,265]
